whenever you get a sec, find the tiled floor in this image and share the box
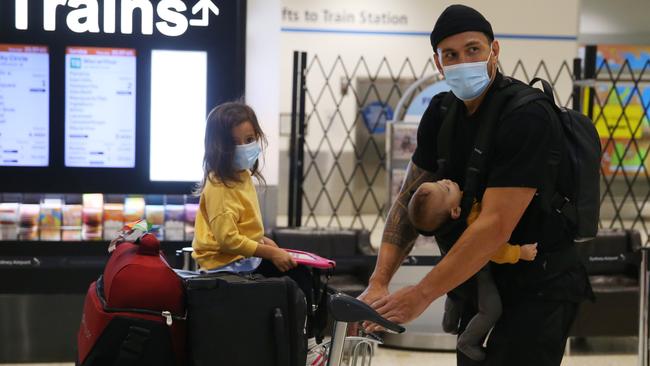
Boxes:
[372,347,637,366]
[0,349,638,366]
[1,337,639,365]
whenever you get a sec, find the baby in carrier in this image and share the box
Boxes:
[408,179,538,361]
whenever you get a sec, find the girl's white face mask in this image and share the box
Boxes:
[233,141,261,170]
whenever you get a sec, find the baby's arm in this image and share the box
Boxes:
[490,243,521,264]
[467,202,538,264]
[490,242,538,264]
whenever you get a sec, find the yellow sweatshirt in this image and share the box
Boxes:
[467,202,520,264]
[192,170,263,270]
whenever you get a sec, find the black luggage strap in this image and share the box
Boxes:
[311,267,330,344]
[114,326,151,366]
[272,308,289,366]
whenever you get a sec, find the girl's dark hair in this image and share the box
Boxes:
[196,102,267,193]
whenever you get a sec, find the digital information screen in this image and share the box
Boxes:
[0,44,49,167]
[150,50,207,182]
[65,47,136,168]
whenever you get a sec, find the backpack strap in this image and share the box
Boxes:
[503,79,574,226]
[461,77,530,220]
[432,78,530,238]
[458,78,531,219]
[551,192,578,225]
[502,78,554,116]
[436,92,459,177]
[427,93,462,241]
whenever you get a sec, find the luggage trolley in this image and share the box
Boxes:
[177,247,406,366]
[285,249,406,366]
[325,292,405,366]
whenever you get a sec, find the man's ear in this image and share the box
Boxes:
[434,53,444,76]
[491,40,500,67]
[450,206,462,219]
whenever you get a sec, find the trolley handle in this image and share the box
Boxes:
[328,293,406,334]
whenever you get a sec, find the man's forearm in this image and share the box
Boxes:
[369,242,409,287]
[381,161,432,251]
[371,161,436,287]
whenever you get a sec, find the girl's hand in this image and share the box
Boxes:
[520,243,538,261]
[271,248,297,272]
[260,236,279,248]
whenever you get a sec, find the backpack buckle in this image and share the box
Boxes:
[552,195,571,214]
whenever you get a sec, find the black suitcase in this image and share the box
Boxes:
[185,272,308,366]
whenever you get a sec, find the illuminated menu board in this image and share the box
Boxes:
[65,46,136,168]
[0,44,49,167]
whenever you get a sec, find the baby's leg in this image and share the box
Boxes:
[442,296,461,334]
[457,266,502,361]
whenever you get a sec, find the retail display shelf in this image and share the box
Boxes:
[0,240,189,257]
[0,241,189,293]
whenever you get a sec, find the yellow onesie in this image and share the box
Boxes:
[467,202,520,264]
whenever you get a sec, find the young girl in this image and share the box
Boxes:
[192,102,297,272]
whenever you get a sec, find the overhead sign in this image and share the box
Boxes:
[14,0,220,37]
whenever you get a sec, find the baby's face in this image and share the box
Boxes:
[421,179,462,211]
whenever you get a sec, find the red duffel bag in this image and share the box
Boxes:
[77,228,186,366]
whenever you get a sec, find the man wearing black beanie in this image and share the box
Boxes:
[361,4,591,366]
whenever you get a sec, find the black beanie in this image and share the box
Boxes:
[430,4,494,51]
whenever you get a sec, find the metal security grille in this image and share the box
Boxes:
[288,48,650,245]
[287,52,440,234]
[590,47,650,244]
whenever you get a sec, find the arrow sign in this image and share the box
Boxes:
[189,0,220,27]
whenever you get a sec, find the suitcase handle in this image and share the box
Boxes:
[273,308,289,366]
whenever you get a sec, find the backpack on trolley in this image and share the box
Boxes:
[77,221,187,366]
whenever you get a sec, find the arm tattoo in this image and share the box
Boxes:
[382,161,437,252]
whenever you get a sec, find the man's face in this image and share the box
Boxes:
[434,31,499,75]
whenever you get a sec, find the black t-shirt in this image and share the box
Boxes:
[412,73,591,302]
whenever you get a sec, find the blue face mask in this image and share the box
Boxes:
[441,47,494,101]
[233,141,261,171]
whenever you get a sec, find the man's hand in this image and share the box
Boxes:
[366,285,431,332]
[359,283,390,305]
[351,284,390,335]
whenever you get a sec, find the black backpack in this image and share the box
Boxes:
[436,77,601,244]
